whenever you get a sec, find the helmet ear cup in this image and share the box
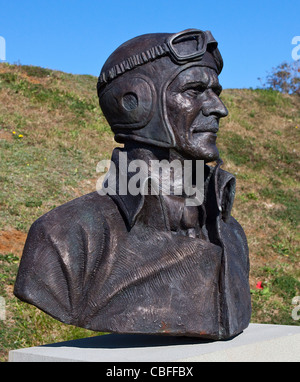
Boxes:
[99,74,156,131]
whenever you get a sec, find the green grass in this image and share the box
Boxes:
[0,139,96,231]
[0,72,96,116]
[0,63,299,361]
[259,187,299,225]
[254,88,291,112]
[251,266,300,325]
[19,65,52,78]
[220,131,264,167]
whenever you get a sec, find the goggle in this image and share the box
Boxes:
[98,29,218,88]
[167,29,212,63]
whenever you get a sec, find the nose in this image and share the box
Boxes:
[202,89,228,118]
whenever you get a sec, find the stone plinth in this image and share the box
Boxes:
[8,323,300,362]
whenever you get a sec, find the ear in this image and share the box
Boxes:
[99,74,156,130]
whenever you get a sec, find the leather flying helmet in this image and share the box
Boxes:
[97,29,223,148]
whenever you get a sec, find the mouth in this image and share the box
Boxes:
[191,118,219,134]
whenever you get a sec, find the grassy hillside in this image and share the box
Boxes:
[0,63,299,360]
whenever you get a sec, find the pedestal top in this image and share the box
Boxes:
[8,323,300,362]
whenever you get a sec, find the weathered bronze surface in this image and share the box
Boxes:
[14,29,251,339]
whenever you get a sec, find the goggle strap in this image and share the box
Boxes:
[98,43,169,87]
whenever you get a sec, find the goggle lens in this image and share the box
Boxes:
[167,30,207,62]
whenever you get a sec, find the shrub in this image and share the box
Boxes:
[259,61,300,95]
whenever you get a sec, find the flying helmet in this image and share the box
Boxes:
[97,29,223,148]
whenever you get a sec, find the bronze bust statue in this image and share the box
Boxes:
[14,29,251,339]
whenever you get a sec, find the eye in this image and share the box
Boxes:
[213,85,223,96]
[183,86,206,97]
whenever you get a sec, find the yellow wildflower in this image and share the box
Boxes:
[12,131,16,134]
[18,134,23,138]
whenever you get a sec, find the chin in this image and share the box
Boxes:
[202,150,220,163]
[185,141,220,162]
[176,146,219,162]
[174,133,221,160]
[189,133,219,160]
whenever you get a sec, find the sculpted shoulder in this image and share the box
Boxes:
[32,191,114,231]
[14,191,122,325]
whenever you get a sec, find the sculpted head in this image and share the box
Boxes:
[97,29,228,162]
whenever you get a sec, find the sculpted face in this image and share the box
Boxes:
[166,66,228,161]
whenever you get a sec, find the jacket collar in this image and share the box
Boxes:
[103,147,236,228]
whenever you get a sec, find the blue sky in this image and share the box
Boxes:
[0,0,299,89]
